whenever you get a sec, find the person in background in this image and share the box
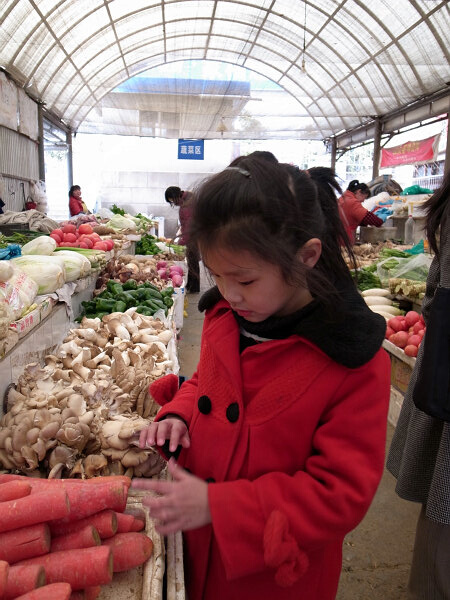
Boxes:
[68,185,90,217]
[387,170,450,600]
[338,179,383,243]
[165,186,200,293]
[134,158,390,600]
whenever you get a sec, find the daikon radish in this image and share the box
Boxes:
[51,525,100,552]
[17,545,113,590]
[0,480,31,502]
[0,523,50,563]
[361,288,391,297]
[103,532,153,572]
[49,510,117,539]
[13,582,71,600]
[369,305,403,316]
[363,296,393,306]
[370,309,393,321]
[0,490,69,533]
[4,564,46,599]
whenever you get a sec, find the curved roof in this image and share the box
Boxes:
[1,0,449,140]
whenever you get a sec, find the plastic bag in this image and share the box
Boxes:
[0,265,38,320]
[377,253,432,284]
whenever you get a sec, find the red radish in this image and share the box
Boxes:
[0,523,50,563]
[102,532,153,572]
[51,525,100,552]
[4,564,46,599]
[0,489,69,533]
[0,480,31,501]
[405,310,421,328]
[12,582,72,600]
[50,510,117,539]
[407,334,422,347]
[392,331,409,348]
[78,224,94,235]
[0,560,8,598]
[17,545,113,590]
[114,512,144,533]
[62,224,77,234]
[404,345,418,357]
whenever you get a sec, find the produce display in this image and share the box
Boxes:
[136,233,185,258]
[385,310,426,357]
[50,224,114,251]
[0,474,153,599]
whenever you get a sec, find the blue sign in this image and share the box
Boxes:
[178,139,204,160]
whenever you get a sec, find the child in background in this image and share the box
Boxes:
[68,185,90,217]
[133,158,390,600]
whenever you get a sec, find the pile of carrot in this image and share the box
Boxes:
[0,474,153,600]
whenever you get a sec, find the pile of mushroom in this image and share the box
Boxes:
[0,307,176,479]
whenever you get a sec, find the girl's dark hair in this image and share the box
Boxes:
[240,150,278,164]
[68,185,80,198]
[424,170,450,256]
[165,186,182,205]
[190,157,355,310]
[347,179,371,197]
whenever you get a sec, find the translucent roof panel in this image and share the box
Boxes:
[0,0,449,140]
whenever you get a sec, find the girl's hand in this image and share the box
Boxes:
[131,459,211,534]
[139,417,190,453]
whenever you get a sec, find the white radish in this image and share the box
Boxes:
[370,305,403,316]
[364,296,393,306]
[361,288,391,297]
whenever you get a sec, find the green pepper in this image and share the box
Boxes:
[97,290,113,299]
[162,286,174,296]
[149,298,166,310]
[136,305,153,315]
[95,312,109,321]
[96,298,118,311]
[106,279,120,292]
[110,283,124,296]
[113,292,129,304]
[81,300,97,313]
[163,296,174,308]
[114,300,127,312]
[123,279,138,291]
[142,282,160,292]
[146,288,164,300]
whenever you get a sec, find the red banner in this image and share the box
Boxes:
[380,134,440,168]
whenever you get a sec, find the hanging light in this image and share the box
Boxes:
[301,2,307,73]
[217,117,227,137]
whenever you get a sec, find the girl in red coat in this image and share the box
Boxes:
[133,159,390,600]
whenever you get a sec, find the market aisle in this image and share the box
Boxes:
[177,269,421,600]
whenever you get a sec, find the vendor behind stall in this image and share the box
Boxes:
[339,180,383,243]
[69,185,90,217]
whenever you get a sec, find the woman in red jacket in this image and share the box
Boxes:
[134,159,390,600]
[68,185,90,217]
[339,179,383,243]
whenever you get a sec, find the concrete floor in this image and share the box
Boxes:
[177,276,421,600]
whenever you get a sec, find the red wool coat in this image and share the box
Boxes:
[153,300,390,600]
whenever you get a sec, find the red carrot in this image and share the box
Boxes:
[115,511,145,533]
[51,526,100,552]
[4,564,46,599]
[0,480,31,502]
[17,545,113,590]
[53,482,127,523]
[0,474,131,490]
[0,489,70,533]
[0,560,9,598]
[0,523,50,563]
[49,510,117,539]
[13,582,72,600]
[103,532,153,572]
[69,586,101,600]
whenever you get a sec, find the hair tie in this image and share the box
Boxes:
[225,166,251,178]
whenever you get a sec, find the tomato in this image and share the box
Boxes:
[50,233,62,243]
[392,330,409,348]
[51,228,64,239]
[63,232,77,243]
[93,241,108,251]
[103,239,114,250]
[78,224,94,235]
[405,311,421,328]
[62,223,77,234]
[407,334,422,347]
[404,345,418,357]
[79,241,89,248]
[388,316,408,332]
[385,326,394,339]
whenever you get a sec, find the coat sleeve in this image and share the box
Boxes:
[208,349,390,583]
